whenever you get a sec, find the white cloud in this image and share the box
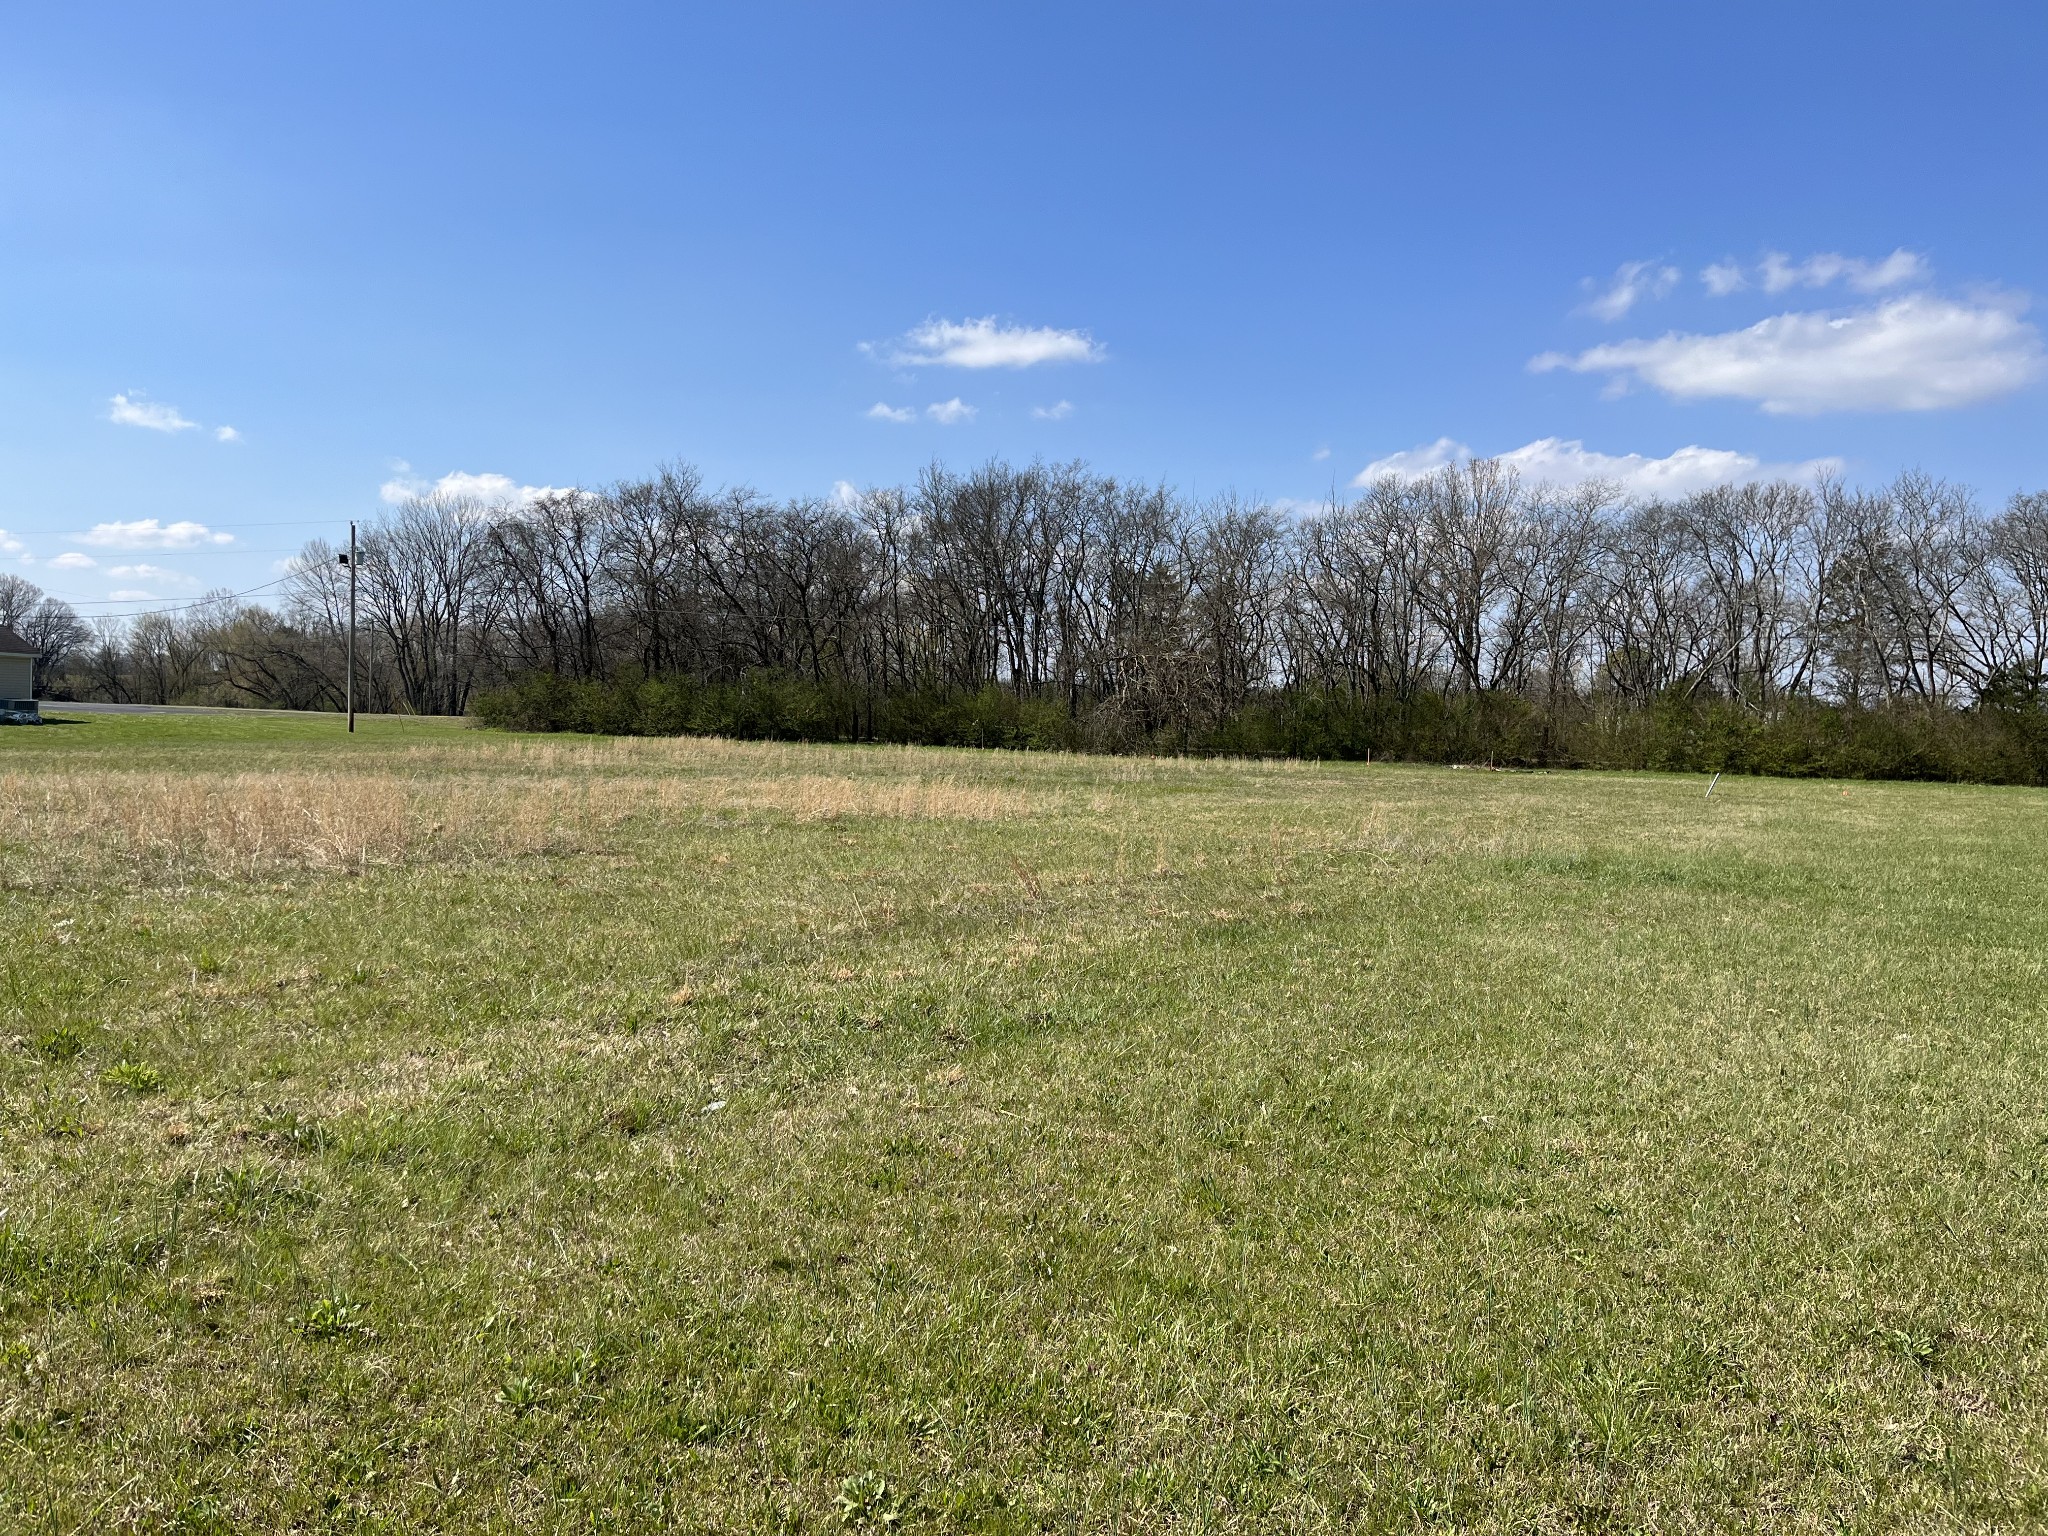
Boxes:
[1701,250,1931,300]
[107,589,160,601]
[1030,400,1074,420]
[377,469,566,507]
[831,480,860,507]
[77,519,234,550]
[1500,438,1841,495]
[108,563,198,587]
[0,530,27,559]
[1311,446,1331,462]
[214,425,241,443]
[1353,436,1468,483]
[1758,248,1928,294]
[437,471,560,505]
[1354,436,1842,498]
[866,402,916,423]
[882,317,1104,369]
[109,393,199,433]
[1700,249,1930,298]
[926,398,976,425]
[1583,260,1680,321]
[1701,262,1747,297]
[1530,292,2042,414]
[1270,495,1345,517]
[48,551,96,570]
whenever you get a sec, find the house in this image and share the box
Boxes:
[0,624,36,704]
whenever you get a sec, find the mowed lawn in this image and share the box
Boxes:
[3,714,2047,1533]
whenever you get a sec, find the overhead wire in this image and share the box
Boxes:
[57,571,305,617]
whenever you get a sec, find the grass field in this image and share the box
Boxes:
[4,712,2047,1532]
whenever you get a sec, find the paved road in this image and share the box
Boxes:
[33,701,445,721]
[42,701,319,717]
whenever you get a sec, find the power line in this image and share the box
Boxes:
[34,549,310,588]
[58,572,302,617]
[1,517,366,535]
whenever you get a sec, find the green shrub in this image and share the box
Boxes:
[469,671,2048,786]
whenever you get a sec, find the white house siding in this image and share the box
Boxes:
[0,653,32,699]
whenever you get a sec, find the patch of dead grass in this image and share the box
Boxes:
[0,765,1048,886]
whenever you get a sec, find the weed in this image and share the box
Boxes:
[833,1471,904,1528]
[564,1344,612,1391]
[298,1295,369,1341]
[34,1026,86,1062]
[660,1402,749,1445]
[1890,1327,1945,1370]
[42,1104,87,1139]
[495,1373,550,1417]
[101,1059,164,1094]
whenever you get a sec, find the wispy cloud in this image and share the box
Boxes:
[1699,249,1929,297]
[1701,261,1747,297]
[1759,248,1928,294]
[879,317,1104,369]
[107,589,161,601]
[108,391,242,442]
[108,393,198,433]
[1531,292,2041,413]
[108,563,199,587]
[378,469,567,507]
[48,551,96,570]
[866,402,916,423]
[926,398,977,425]
[1030,400,1074,420]
[1582,260,1680,321]
[77,519,234,550]
[0,530,27,560]
[1354,437,1842,497]
[1311,446,1332,462]
[831,480,861,507]
[1355,437,1468,483]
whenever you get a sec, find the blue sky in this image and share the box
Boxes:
[4,2,2046,612]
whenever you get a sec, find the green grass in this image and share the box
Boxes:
[4,712,2048,1531]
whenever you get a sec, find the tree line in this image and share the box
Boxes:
[24,457,2048,781]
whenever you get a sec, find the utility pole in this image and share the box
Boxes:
[341,522,357,733]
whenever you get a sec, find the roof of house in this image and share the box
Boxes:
[0,625,35,657]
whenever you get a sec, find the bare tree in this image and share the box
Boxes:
[1410,459,1523,695]
[1982,492,2048,701]
[355,494,506,715]
[0,574,88,694]
[65,454,2048,770]
[1183,497,1285,719]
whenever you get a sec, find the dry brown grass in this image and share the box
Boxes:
[0,765,1050,885]
[719,772,1041,823]
[396,731,1326,786]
